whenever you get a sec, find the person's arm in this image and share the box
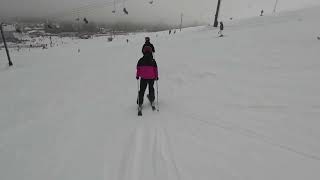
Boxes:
[136,60,141,79]
[153,60,158,80]
[152,44,155,53]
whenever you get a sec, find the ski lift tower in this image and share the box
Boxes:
[213,0,222,27]
[273,0,279,13]
[0,23,13,66]
[180,13,183,31]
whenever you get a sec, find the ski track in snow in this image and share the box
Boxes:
[169,108,320,162]
[118,119,181,180]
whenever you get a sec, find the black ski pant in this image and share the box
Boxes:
[138,79,155,106]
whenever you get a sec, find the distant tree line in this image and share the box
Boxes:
[5,17,202,34]
[44,21,179,34]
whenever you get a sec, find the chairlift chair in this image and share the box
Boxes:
[123,8,128,15]
[83,18,89,24]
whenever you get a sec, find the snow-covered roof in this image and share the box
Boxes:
[27,30,45,34]
[2,24,16,32]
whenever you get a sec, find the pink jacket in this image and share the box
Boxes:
[137,66,158,79]
[136,55,158,79]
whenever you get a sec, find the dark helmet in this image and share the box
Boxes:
[143,46,153,54]
[145,37,150,42]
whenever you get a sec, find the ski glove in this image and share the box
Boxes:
[155,77,159,81]
[136,76,139,80]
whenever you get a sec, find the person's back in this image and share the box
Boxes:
[137,52,158,80]
[136,46,158,110]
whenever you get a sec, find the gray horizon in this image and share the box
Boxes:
[1,0,320,25]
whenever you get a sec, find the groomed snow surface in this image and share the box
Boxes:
[1,7,320,180]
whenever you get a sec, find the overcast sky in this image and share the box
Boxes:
[1,0,320,24]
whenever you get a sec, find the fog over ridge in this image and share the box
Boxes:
[1,0,320,25]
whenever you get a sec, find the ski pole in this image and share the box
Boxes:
[137,79,140,108]
[156,80,159,112]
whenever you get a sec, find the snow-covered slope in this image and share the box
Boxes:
[1,6,320,180]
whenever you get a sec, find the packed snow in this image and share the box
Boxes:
[1,6,320,180]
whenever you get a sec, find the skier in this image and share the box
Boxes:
[260,9,264,16]
[218,21,224,37]
[142,37,155,55]
[136,46,159,114]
